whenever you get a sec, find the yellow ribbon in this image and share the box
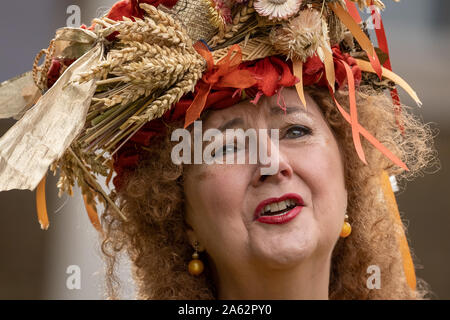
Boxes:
[322,44,336,93]
[355,58,422,106]
[292,60,307,109]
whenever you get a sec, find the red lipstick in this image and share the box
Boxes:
[253,193,305,225]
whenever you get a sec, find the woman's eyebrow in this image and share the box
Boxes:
[215,106,312,133]
[217,117,245,133]
[270,105,311,116]
[202,117,244,148]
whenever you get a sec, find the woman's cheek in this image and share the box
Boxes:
[191,166,251,254]
[195,165,249,217]
[291,143,345,237]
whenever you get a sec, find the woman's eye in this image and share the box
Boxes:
[213,144,239,157]
[284,125,312,139]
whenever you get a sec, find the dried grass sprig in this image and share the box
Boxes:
[66,146,127,221]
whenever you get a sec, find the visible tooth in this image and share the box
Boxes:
[270,203,279,212]
[264,204,271,212]
[287,199,293,206]
[278,200,287,210]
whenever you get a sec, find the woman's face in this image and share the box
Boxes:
[183,87,347,276]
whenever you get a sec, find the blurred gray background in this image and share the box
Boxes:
[0,0,449,299]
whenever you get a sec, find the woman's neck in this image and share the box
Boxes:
[213,254,331,300]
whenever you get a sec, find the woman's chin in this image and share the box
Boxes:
[248,228,319,270]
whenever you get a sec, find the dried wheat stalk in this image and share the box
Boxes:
[110,3,193,48]
[115,16,191,47]
[106,42,190,69]
[100,85,153,107]
[135,65,204,123]
[71,2,207,158]
[113,52,195,84]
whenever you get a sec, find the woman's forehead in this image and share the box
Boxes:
[201,88,321,129]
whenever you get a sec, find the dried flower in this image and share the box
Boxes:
[269,8,324,61]
[254,0,302,20]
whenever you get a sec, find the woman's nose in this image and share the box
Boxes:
[251,131,293,187]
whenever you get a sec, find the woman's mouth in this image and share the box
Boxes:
[253,193,305,224]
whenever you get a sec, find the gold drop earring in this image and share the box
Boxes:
[340,214,352,238]
[188,240,204,276]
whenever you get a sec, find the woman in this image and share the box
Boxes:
[0,0,436,299]
[104,82,433,299]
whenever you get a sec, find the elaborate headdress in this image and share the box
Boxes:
[0,0,419,290]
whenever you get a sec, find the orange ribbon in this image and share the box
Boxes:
[36,173,103,232]
[184,42,257,128]
[83,191,103,234]
[315,1,416,291]
[36,175,49,230]
[326,58,409,171]
[345,0,362,24]
[330,89,408,172]
[343,60,366,165]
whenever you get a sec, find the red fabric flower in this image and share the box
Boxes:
[181,43,258,128]
[244,56,298,97]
